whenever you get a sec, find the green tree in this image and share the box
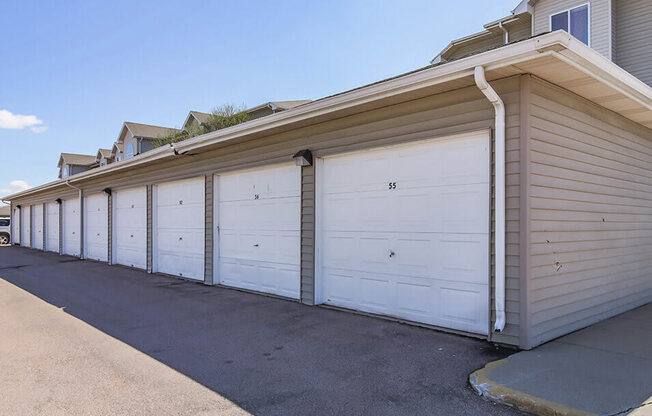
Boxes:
[153,104,251,148]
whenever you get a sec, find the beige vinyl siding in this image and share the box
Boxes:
[10,77,523,345]
[107,195,112,264]
[525,77,652,348]
[204,175,214,284]
[533,0,612,58]
[614,0,652,86]
[146,185,152,273]
[300,164,316,305]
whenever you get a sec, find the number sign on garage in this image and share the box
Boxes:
[216,164,301,299]
[317,133,490,335]
[155,177,205,280]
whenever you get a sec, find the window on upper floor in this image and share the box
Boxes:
[551,4,589,45]
[125,142,134,159]
[62,165,68,178]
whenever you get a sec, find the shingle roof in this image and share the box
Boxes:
[58,153,97,168]
[123,122,180,140]
[189,111,212,124]
[268,100,313,110]
[96,148,112,159]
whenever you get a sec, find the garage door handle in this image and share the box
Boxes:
[389,250,395,258]
[253,244,259,247]
[179,237,183,241]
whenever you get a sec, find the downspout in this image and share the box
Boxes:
[474,66,506,333]
[65,180,83,259]
[498,21,509,44]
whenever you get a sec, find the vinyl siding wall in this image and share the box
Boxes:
[614,0,652,87]
[9,77,522,345]
[523,77,652,348]
[533,0,612,59]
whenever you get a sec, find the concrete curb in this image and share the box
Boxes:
[469,359,597,416]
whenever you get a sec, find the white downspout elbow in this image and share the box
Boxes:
[474,66,506,333]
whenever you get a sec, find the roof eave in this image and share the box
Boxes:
[5,32,651,202]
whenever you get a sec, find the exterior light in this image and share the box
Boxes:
[293,149,313,167]
[55,198,62,205]
[103,188,112,196]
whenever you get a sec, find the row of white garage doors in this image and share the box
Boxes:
[17,133,491,335]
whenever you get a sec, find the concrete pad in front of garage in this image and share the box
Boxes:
[0,274,248,416]
[0,246,526,416]
[470,303,652,416]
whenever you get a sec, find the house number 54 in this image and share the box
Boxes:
[388,182,397,189]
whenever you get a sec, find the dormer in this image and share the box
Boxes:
[57,153,97,179]
[110,142,124,163]
[116,122,180,159]
[182,111,212,131]
[95,148,113,167]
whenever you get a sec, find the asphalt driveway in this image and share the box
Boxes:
[0,246,524,415]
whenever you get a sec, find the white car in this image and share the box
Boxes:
[0,218,10,245]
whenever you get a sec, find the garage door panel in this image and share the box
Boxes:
[85,194,108,262]
[156,177,204,280]
[46,203,59,252]
[320,134,489,335]
[33,206,43,250]
[21,206,31,247]
[217,164,301,298]
[114,187,147,270]
[220,259,300,298]
[63,199,80,256]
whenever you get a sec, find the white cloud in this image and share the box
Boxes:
[0,180,32,197]
[30,126,48,133]
[0,109,44,130]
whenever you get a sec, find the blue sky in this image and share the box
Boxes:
[0,0,517,204]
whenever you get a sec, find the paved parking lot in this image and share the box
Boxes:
[0,246,524,415]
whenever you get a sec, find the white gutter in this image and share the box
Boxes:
[474,66,506,333]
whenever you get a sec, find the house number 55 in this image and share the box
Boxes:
[388,182,397,189]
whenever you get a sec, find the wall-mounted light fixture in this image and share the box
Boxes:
[293,149,313,167]
[103,188,112,196]
[55,198,62,205]
[16,205,21,209]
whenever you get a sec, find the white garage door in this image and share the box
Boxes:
[63,198,80,256]
[84,193,108,262]
[46,202,59,253]
[155,177,204,279]
[32,205,44,250]
[12,207,20,245]
[217,164,301,299]
[114,187,147,269]
[21,205,31,247]
[318,133,490,335]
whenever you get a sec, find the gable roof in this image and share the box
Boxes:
[117,122,180,143]
[110,142,123,157]
[57,153,97,168]
[96,148,112,161]
[182,111,212,130]
[247,100,312,113]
